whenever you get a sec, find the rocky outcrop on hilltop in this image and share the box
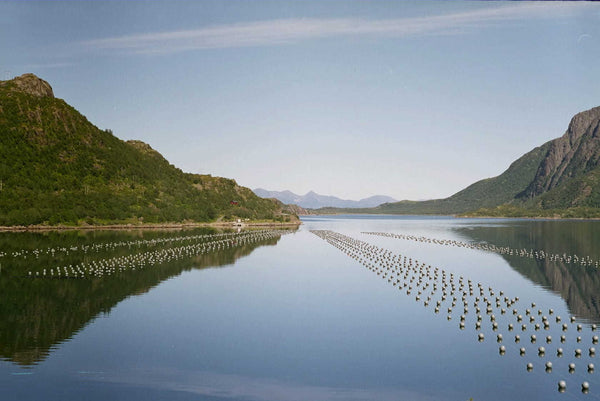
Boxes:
[0,73,54,98]
[281,203,309,216]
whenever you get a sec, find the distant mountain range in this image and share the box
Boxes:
[253,189,397,209]
[315,105,600,218]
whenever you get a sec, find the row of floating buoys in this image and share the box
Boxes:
[362,231,600,269]
[26,229,291,279]
[311,230,596,394]
[1,231,260,260]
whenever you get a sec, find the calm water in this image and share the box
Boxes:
[1,216,599,400]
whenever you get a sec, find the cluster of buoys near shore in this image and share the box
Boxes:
[363,231,600,269]
[23,230,290,279]
[311,229,597,394]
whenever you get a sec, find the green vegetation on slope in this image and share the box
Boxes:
[524,165,600,210]
[468,165,600,218]
[0,74,292,226]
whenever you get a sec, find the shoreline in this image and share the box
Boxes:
[303,212,600,221]
[459,214,600,221]
[5,212,600,232]
[0,220,302,232]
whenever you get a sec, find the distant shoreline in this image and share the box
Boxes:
[459,214,600,221]
[302,213,600,221]
[0,221,301,232]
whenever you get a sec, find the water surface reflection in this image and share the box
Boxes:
[453,221,600,322]
[0,228,290,366]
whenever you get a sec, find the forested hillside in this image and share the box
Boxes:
[0,74,292,226]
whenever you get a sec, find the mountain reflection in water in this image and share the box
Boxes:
[454,220,600,323]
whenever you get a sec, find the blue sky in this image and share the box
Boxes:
[2,1,599,200]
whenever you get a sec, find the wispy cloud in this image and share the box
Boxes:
[82,3,592,55]
[22,62,75,70]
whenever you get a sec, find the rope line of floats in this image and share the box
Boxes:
[362,231,600,269]
[24,229,290,279]
[0,231,258,259]
[311,229,597,394]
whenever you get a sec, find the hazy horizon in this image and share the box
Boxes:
[3,1,599,200]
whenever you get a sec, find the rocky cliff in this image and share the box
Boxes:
[519,106,600,200]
